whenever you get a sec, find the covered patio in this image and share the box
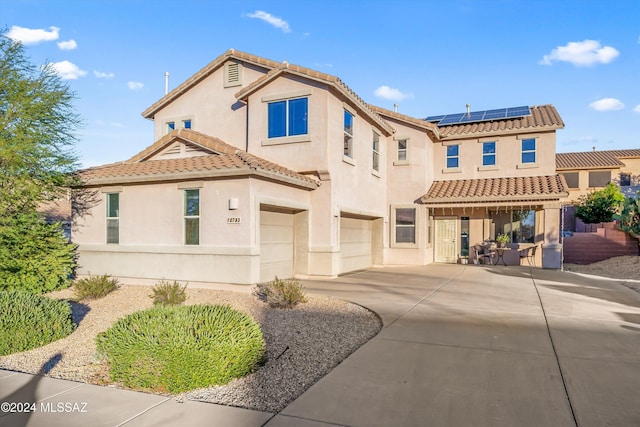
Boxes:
[420,175,568,268]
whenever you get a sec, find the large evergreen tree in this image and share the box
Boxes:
[0,32,80,292]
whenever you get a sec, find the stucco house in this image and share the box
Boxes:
[73,49,568,285]
[557,149,640,201]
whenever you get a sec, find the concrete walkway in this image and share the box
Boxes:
[2,264,640,426]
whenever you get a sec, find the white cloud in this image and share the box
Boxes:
[539,40,619,66]
[128,81,144,91]
[51,60,87,80]
[246,10,291,33]
[94,70,114,79]
[589,98,625,111]
[57,39,77,50]
[374,85,413,101]
[633,105,640,113]
[7,25,60,44]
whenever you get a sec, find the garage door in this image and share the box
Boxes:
[340,217,372,273]
[260,210,294,282]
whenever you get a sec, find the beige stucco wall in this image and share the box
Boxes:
[151,62,269,148]
[73,177,313,284]
[433,131,557,181]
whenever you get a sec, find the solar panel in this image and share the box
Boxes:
[424,106,531,126]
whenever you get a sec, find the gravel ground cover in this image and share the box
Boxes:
[564,255,640,293]
[0,285,381,413]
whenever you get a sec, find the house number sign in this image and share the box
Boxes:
[227,217,241,224]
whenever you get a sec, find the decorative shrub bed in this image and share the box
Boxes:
[149,280,187,306]
[73,274,119,301]
[95,304,265,393]
[0,289,76,356]
[253,277,308,308]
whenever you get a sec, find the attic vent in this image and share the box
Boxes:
[224,61,242,87]
[184,142,202,153]
[165,142,181,155]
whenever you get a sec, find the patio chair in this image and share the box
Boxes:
[473,245,493,265]
[519,245,537,266]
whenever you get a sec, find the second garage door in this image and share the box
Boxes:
[340,217,372,273]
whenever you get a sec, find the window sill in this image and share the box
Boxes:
[262,134,311,146]
[371,169,381,178]
[390,242,418,249]
[442,167,461,174]
[478,165,499,171]
[517,163,538,169]
[342,155,356,166]
[393,160,409,166]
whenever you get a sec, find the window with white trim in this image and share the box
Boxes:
[184,189,200,245]
[106,193,119,244]
[482,141,496,166]
[397,139,407,162]
[182,119,191,129]
[166,122,175,133]
[395,208,416,244]
[268,97,308,138]
[344,109,354,158]
[372,131,380,172]
[521,138,536,164]
[446,144,459,168]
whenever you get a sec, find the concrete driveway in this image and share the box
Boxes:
[269,264,640,427]
[2,264,640,426]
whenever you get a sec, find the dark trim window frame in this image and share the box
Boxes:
[184,189,200,245]
[106,193,119,244]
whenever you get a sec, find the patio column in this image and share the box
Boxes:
[542,202,562,268]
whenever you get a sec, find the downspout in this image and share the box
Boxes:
[245,101,249,153]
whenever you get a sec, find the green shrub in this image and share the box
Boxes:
[0,213,77,294]
[73,274,119,301]
[575,182,625,224]
[95,304,265,393]
[0,289,76,355]
[149,280,187,306]
[253,277,308,309]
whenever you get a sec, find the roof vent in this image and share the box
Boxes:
[466,104,471,116]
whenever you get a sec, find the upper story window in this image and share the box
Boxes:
[482,141,496,166]
[184,189,200,245]
[446,144,459,168]
[588,171,611,188]
[397,139,407,162]
[372,131,380,172]
[167,122,175,133]
[521,138,536,164]
[344,109,354,158]
[619,173,631,186]
[182,119,192,129]
[106,193,119,244]
[268,97,308,139]
[561,172,579,189]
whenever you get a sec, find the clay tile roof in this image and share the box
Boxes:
[421,175,568,206]
[37,198,71,223]
[234,62,395,135]
[142,49,280,119]
[78,129,319,189]
[556,148,640,170]
[436,105,564,138]
[368,105,440,137]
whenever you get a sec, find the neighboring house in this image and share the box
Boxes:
[73,49,568,285]
[557,149,640,201]
[38,198,72,239]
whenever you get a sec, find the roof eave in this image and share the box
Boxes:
[420,192,568,207]
[440,124,563,140]
[78,166,318,190]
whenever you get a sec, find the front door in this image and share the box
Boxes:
[435,218,457,263]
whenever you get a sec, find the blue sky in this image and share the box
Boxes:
[2,0,639,167]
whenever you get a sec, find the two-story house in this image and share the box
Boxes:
[73,49,568,285]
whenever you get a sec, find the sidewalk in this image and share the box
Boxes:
[2,264,640,426]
